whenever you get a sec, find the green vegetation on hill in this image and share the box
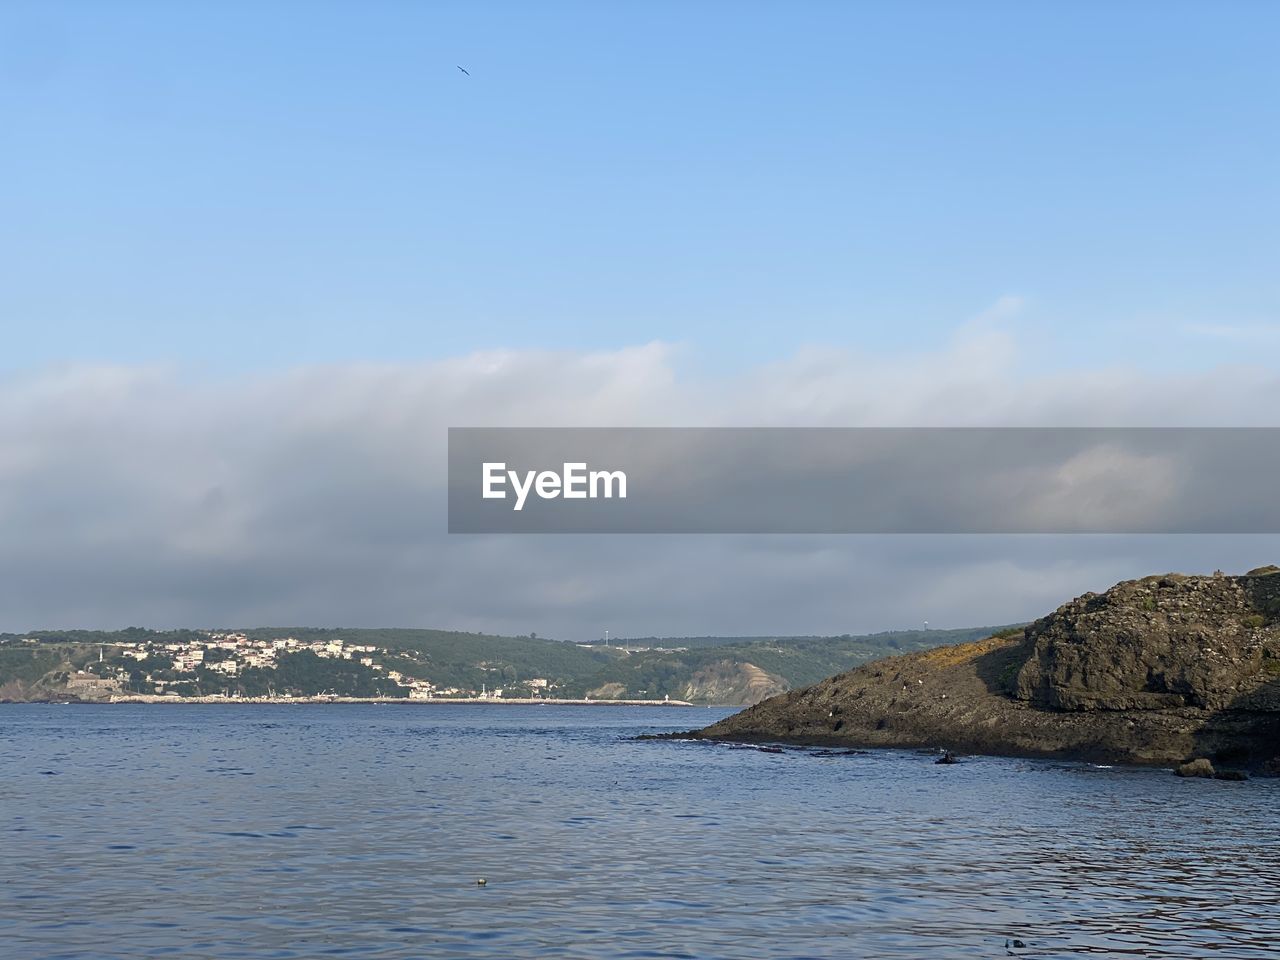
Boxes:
[239,651,406,699]
[242,627,620,691]
[4,628,207,646]
[568,627,1013,700]
[0,647,64,686]
[0,624,1019,704]
[596,630,975,652]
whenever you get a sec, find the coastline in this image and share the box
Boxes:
[54,695,699,707]
[689,570,1280,769]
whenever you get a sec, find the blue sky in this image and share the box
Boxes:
[2,2,1280,634]
[4,0,1278,374]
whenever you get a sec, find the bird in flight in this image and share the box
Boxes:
[457,65,470,76]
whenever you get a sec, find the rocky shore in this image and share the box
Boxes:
[689,567,1280,769]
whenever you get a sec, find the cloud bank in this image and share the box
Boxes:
[3,319,1279,638]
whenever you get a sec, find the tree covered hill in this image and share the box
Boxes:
[570,627,1011,702]
[0,624,1016,704]
[589,629,968,652]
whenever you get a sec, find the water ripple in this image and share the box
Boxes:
[3,703,1278,959]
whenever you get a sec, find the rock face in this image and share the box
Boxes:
[1014,572,1280,712]
[680,661,788,705]
[692,569,1280,767]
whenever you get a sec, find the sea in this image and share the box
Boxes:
[3,703,1278,959]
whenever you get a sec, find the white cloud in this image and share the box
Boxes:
[1,312,1278,637]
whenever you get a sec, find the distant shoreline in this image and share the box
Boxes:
[34,696,699,707]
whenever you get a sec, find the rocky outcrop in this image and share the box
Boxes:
[681,661,788,705]
[0,679,42,703]
[691,568,1280,767]
[1014,571,1280,711]
[1176,758,1216,778]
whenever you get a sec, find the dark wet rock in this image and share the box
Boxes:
[935,751,958,765]
[1014,571,1280,712]
[687,568,1280,767]
[1213,769,1249,781]
[1176,758,1215,778]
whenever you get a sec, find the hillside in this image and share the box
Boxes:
[694,567,1280,768]
[0,625,1007,704]
[566,627,1004,702]
[587,629,970,652]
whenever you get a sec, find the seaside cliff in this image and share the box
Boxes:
[693,567,1280,768]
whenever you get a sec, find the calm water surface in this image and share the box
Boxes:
[2,704,1277,959]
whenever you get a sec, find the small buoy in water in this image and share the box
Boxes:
[476,878,487,887]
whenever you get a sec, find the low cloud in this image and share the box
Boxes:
[2,321,1279,638]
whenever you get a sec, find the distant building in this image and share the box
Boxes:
[65,672,121,699]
